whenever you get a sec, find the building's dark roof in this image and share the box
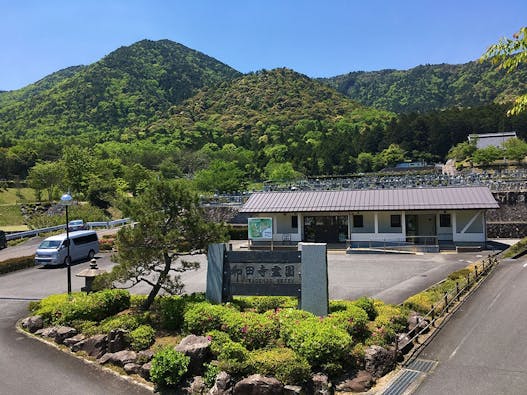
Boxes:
[241,186,499,213]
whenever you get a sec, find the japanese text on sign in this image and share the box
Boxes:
[230,262,301,285]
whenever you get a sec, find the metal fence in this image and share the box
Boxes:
[6,218,131,241]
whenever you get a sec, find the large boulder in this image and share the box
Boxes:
[233,374,283,395]
[71,334,107,359]
[175,334,212,375]
[364,345,396,378]
[35,326,58,339]
[208,371,233,395]
[107,329,129,353]
[137,349,154,364]
[99,350,137,367]
[21,315,43,333]
[335,370,374,393]
[123,363,141,375]
[311,373,331,395]
[283,385,304,395]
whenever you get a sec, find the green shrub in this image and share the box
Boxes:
[129,325,156,351]
[184,302,232,334]
[150,347,190,387]
[98,313,144,333]
[203,362,221,388]
[207,330,233,356]
[448,268,471,281]
[70,319,99,335]
[158,296,186,330]
[367,303,408,346]
[403,292,436,314]
[33,290,131,325]
[221,310,279,350]
[326,305,370,342]
[352,297,378,321]
[272,308,316,344]
[216,340,250,376]
[0,255,35,275]
[249,347,311,385]
[284,319,352,374]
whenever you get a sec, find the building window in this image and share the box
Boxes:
[353,215,363,228]
[390,215,401,228]
[440,214,451,227]
[291,215,298,229]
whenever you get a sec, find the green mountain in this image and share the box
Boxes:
[0,39,241,141]
[149,68,394,175]
[322,61,527,113]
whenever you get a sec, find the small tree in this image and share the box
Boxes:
[101,179,228,310]
[502,137,527,163]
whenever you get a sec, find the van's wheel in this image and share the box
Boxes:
[64,256,71,266]
[87,250,95,260]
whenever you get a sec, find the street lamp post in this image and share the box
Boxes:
[61,193,73,294]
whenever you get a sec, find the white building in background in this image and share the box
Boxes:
[241,186,499,251]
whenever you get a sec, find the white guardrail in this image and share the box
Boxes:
[6,218,131,241]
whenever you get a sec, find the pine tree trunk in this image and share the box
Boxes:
[142,252,172,310]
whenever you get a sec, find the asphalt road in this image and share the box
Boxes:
[412,256,527,395]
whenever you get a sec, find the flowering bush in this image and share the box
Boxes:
[248,347,311,385]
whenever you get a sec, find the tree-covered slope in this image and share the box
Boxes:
[148,68,395,175]
[322,61,527,113]
[0,39,241,140]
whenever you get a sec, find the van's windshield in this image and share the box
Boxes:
[38,240,62,249]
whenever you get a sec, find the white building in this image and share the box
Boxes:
[241,186,499,250]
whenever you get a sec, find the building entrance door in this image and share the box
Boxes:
[304,216,348,243]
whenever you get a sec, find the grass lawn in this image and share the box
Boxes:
[0,188,36,204]
[0,205,26,227]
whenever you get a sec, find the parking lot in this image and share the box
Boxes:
[0,237,499,304]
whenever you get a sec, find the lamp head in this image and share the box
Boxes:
[60,193,73,206]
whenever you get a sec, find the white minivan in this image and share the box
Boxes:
[35,230,99,266]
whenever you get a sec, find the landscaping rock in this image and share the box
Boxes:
[283,384,304,394]
[208,371,233,395]
[107,329,129,353]
[408,311,429,335]
[188,376,207,394]
[123,363,141,375]
[139,362,152,380]
[397,333,413,355]
[137,349,154,364]
[99,350,137,367]
[233,374,283,395]
[21,315,43,333]
[54,326,77,344]
[364,345,396,378]
[71,334,107,358]
[175,334,212,375]
[35,326,59,339]
[64,333,86,347]
[335,370,374,393]
[312,373,331,395]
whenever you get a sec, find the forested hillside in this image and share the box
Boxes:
[149,68,395,175]
[0,38,526,196]
[0,39,241,141]
[322,61,527,113]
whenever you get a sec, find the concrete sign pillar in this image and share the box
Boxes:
[206,243,226,304]
[300,243,328,316]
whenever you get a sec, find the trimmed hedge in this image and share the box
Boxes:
[32,289,130,325]
[0,255,35,275]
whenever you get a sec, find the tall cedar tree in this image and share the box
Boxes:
[104,179,227,310]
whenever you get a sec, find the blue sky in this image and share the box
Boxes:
[1,0,526,91]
